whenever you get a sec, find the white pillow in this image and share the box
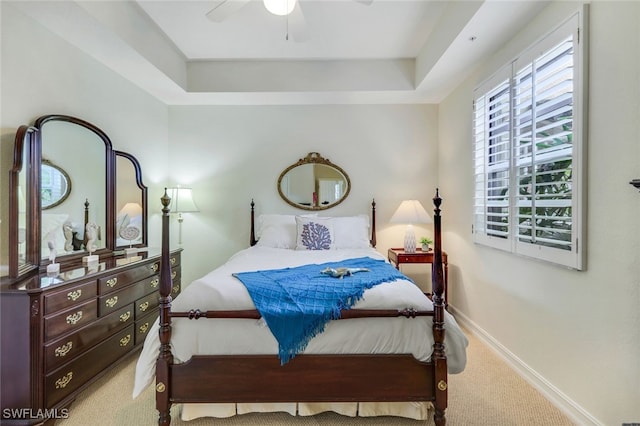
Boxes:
[256,214,317,249]
[295,216,335,250]
[329,215,371,249]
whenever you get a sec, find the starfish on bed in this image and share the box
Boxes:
[320,267,370,279]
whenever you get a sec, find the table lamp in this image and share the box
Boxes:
[390,200,432,253]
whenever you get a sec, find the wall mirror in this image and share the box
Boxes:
[277,152,351,211]
[8,115,148,278]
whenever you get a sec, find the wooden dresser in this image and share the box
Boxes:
[0,249,182,425]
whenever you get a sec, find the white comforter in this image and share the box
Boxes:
[133,246,468,400]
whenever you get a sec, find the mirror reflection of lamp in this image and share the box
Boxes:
[390,200,432,254]
[118,202,143,255]
[167,187,199,245]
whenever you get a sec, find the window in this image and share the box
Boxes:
[473,11,587,270]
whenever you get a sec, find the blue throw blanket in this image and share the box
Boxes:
[233,257,410,364]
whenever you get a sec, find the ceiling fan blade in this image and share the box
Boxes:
[288,3,310,42]
[206,0,251,22]
[354,0,374,5]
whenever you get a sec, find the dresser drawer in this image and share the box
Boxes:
[98,283,148,316]
[135,309,158,345]
[98,263,159,294]
[45,325,134,407]
[171,279,181,298]
[44,300,98,341]
[142,274,160,293]
[169,253,180,269]
[44,281,97,315]
[135,292,159,319]
[44,304,134,372]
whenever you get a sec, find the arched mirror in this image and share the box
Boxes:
[277,152,351,211]
[7,114,148,278]
[8,126,38,278]
[115,151,147,249]
[37,116,110,262]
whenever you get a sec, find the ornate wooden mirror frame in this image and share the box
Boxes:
[8,115,148,278]
[277,152,351,211]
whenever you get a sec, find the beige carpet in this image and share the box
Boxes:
[57,329,575,426]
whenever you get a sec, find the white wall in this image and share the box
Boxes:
[438,2,640,425]
[167,104,439,286]
[0,3,169,271]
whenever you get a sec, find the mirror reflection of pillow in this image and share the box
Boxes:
[41,213,69,257]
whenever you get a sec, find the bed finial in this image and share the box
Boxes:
[433,188,442,211]
[161,188,171,212]
[370,198,377,248]
[250,199,257,246]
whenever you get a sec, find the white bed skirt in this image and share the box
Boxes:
[181,401,432,421]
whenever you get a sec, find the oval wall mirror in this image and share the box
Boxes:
[277,152,351,211]
[41,159,72,210]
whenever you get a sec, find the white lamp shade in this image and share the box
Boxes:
[263,0,297,16]
[390,200,431,253]
[389,200,432,225]
[168,187,199,213]
[118,202,142,218]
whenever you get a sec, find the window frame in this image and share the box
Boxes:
[472,9,588,270]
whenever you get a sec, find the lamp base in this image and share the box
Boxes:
[82,254,99,265]
[403,225,417,253]
[46,263,60,277]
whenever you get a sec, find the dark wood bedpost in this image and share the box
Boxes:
[250,199,257,246]
[370,199,377,248]
[431,189,448,426]
[156,189,173,426]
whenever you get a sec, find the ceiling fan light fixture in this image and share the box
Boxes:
[263,0,296,16]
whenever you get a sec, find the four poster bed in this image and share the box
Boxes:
[133,190,467,426]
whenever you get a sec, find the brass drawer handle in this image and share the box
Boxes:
[66,311,83,325]
[150,263,159,272]
[149,278,159,288]
[67,289,82,301]
[172,285,180,295]
[119,311,131,323]
[170,257,177,266]
[139,322,149,334]
[105,296,118,308]
[55,372,73,389]
[55,341,73,357]
[139,301,150,312]
[171,271,177,280]
[119,334,131,347]
[106,277,118,288]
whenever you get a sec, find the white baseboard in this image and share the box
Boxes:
[448,306,603,426]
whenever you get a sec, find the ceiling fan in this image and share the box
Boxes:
[205,0,373,42]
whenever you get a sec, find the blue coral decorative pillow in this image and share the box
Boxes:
[295,216,335,250]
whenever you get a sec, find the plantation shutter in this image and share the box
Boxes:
[473,70,512,251]
[472,10,586,270]
[513,35,574,253]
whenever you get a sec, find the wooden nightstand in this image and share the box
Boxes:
[387,248,449,308]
